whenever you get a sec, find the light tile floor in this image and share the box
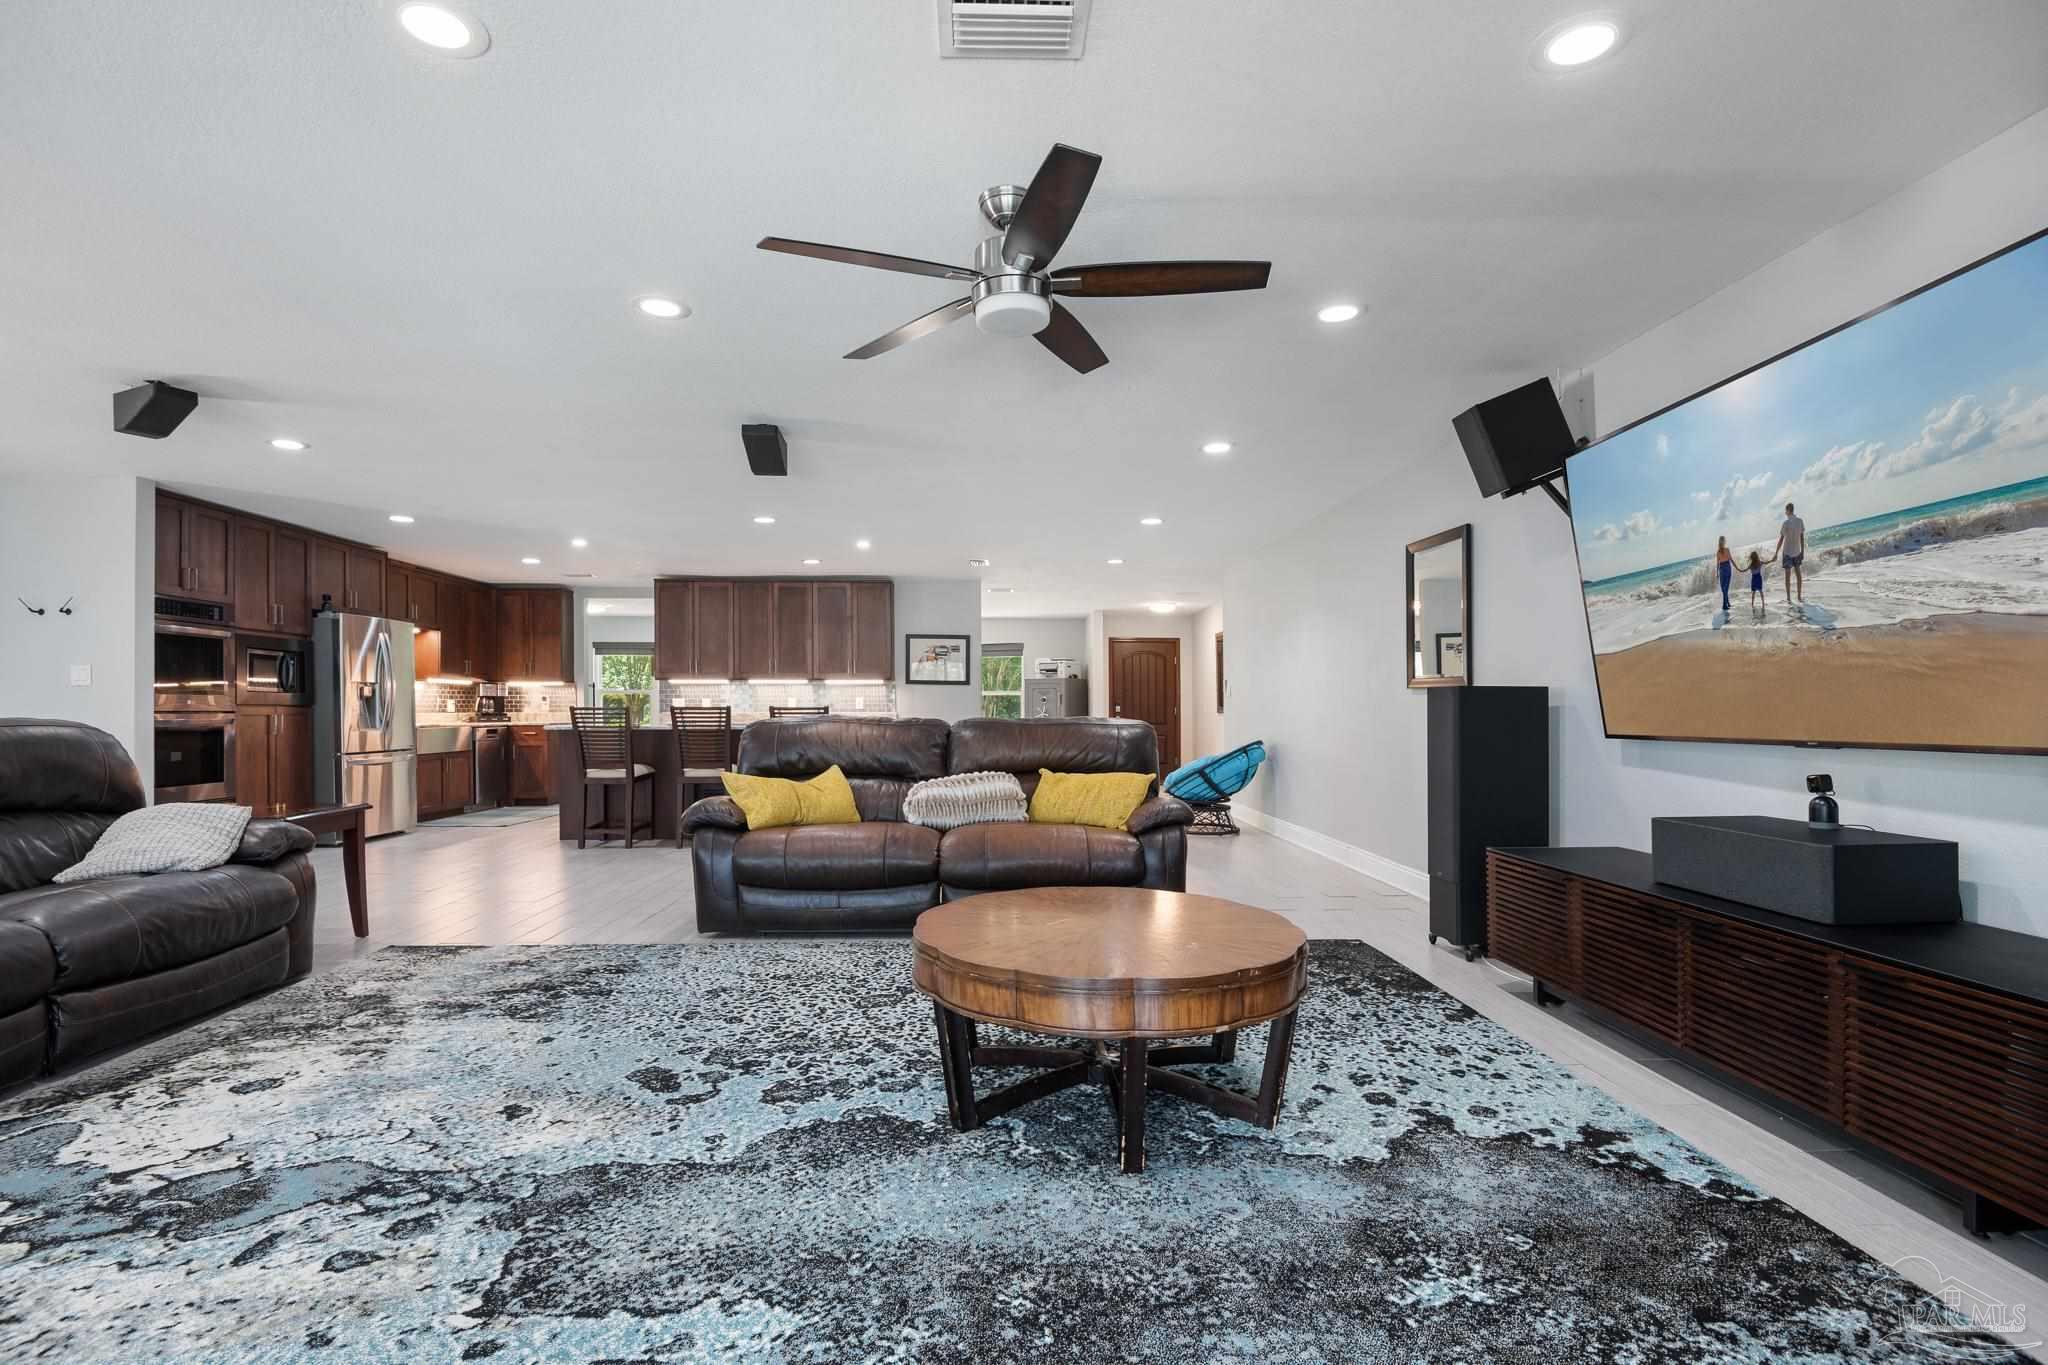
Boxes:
[301,819,2047,1358]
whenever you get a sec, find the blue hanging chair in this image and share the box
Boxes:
[1162,741,1266,835]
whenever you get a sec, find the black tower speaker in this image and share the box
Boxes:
[1428,686,1550,959]
[1451,378,1574,498]
[112,381,199,439]
[741,423,787,476]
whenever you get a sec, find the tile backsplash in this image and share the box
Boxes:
[416,680,576,724]
[415,678,892,721]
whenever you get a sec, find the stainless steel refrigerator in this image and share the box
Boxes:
[313,610,417,837]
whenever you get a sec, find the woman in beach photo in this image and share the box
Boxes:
[1713,535,1734,614]
[1743,548,1776,617]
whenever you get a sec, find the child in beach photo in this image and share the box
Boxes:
[1743,549,1776,617]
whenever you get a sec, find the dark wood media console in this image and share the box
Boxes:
[1486,846,2048,1237]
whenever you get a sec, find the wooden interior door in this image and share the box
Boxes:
[1108,637,1181,772]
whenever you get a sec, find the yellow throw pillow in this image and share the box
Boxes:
[1029,770,1154,832]
[721,765,861,830]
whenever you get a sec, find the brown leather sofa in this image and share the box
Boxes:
[681,716,1193,933]
[0,718,318,1090]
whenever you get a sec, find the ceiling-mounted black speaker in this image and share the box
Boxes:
[741,423,787,476]
[112,381,199,439]
[1452,377,1574,498]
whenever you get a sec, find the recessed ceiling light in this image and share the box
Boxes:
[752,515,776,525]
[1147,601,1178,614]
[802,558,821,566]
[1201,441,1232,456]
[637,296,688,319]
[1107,558,1125,565]
[397,4,490,57]
[387,514,414,524]
[1317,303,1361,323]
[1542,19,1619,67]
[521,556,540,566]
[1140,516,1163,527]
[270,437,307,452]
[968,558,990,568]
[570,537,589,549]
[854,538,872,551]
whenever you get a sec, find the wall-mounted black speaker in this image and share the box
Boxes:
[742,423,787,476]
[112,381,199,439]
[1452,377,1574,498]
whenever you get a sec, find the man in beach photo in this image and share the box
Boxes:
[1774,502,1808,604]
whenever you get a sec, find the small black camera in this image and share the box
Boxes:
[1805,774,1839,829]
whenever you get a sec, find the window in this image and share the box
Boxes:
[981,642,1023,719]
[592,643,655,726]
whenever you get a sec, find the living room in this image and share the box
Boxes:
[4,3,2048,1360]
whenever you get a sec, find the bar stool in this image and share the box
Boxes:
[570,707,654,849]
[672,705,733,849]
[768,705,829,718]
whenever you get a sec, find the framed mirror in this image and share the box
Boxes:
[1406,524,1471,688]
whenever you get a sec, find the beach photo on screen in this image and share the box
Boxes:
[1567,229,2048,751]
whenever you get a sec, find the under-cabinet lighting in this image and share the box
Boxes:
[746,679,807,686]
[823,679,887,686]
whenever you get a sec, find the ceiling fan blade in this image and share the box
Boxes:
[843,297,975,359]
[1034,300,1108,374]
[758,237,979,283]
[1001,143,1101,271]
[1050,260,1273,297]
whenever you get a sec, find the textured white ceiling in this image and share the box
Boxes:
[4,1,2046,619]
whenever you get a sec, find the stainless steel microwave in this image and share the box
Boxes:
[239,638,309,701]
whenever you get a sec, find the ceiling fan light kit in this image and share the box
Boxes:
[758,142,1271,374]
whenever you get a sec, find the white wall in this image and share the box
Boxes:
[1228,107,2048,937]
[894,576,982,723]
[0,475,156,789]
[1191,604,1225,762]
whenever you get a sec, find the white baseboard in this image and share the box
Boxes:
[1233,806,1431,901]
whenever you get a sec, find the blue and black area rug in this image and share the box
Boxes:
[0,941,2022,1362]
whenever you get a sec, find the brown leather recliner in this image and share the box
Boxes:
[681,716,1193,933]
[0,718,318,1090]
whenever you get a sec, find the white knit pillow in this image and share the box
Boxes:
[53,803,253,884]
[902,771,1027,831]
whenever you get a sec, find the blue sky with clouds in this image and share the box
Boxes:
[1569,232,2048,581]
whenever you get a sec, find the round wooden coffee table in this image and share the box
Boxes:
[911,886,1308,1174]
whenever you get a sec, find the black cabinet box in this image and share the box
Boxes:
[1650,816,1959,925]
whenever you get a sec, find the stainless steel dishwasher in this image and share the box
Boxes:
[472,726,509,810]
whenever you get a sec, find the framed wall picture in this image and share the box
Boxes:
[1434,633,1466,677]
[905,633,971,685]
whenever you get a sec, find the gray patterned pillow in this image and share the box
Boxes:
[901,771,1027,831]
[53,803,254,884]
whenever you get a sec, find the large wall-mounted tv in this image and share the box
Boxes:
[1566,227,2048,754]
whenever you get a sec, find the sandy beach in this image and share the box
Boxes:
[1593,611,2048,749]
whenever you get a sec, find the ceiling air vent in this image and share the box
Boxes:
[937,0,1093,60]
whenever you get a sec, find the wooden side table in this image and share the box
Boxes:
[912,887,1309,1174]
[285,802,371,937]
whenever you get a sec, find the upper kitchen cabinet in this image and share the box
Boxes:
[341,545,386,615]
[231,517,314,635]
[654,578,737,680]
[851,581,894,679]
[309,538,347,615]
[495,587,574,683]
[154,493,232,603]
[385,562,415,622]
[657,576,892,681]
[463,583,496,680]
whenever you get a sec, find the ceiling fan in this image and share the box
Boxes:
[757,143,1271,374]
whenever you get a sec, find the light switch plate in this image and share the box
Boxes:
[69,664,91,687]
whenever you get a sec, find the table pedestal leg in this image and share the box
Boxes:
[341,822,368,938]
[1118,1038,1147,1174]
[933,1005,979,1132]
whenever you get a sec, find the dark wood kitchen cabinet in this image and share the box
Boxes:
[234,706,313,817]
[309,538,348,615]
[851,580,893,679]
[418,751,476,819]
[312,540,387,615]
[772,582,813,678]
[733,580,777,679]
[495,588,574,683]
[654,578,737,680]
[463,583,496,680]
[811,582,852,677]
[386,562,415,622]
[232,517,314,636]
[155,494,232,603]
[511,726,551,803]
[346,546,386,615]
